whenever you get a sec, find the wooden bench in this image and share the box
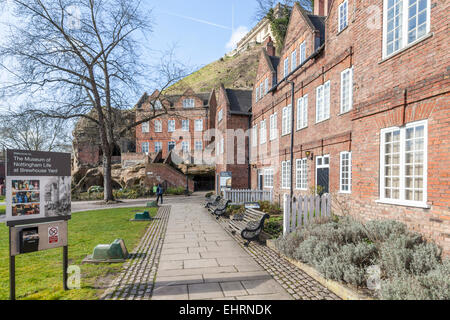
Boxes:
[229,208,270,246]
[204,195,220,208]
[208,198,230,219]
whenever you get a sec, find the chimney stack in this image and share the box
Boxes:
[314,0,329,16]
[265,36,276,57]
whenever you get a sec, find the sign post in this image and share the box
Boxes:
[5,149,71,300]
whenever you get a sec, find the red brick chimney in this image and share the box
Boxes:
[314,0,329,16]
[265,36,276,57]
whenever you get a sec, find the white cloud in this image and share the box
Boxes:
[226,26,249,50]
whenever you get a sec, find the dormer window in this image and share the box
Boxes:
[183,99,195,108]
[300,41,306,65]
[338,0,348,33]
[153,100,163,110]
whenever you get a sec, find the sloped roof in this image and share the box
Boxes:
[225,89,252,114]
[307,14,326,46]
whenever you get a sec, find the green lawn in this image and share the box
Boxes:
[0,195,5,201]
[0,206,157,300]
[0,205,4,215]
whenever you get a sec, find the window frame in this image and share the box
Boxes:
[183,98,195,109]
[141,142,149,154]
[291,49,297,71]
[141,121,150,133]
[283,57,289,78]
[269,113,278,141]
[154,141,163,153]
[264,168,274,189]
[378,120,429,208]
[194,140,203,151]
[168,141,176,152]
[281,160,291,190]
[338,0,349,33]
[382,0,431,59]
[340,151,352,193]
[316,81,331,123]
[340,67,354,114]
[282,105,292,136]
[295,158,308,190]
[299,41,306,65]
[297,94,308,130]
[154,120,162,133]
[195,119,203,132]
[260,119,267,145]
[181,119,190,132]
[252,124,258,147]
[168,119,175,132]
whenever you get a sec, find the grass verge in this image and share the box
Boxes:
[0,206,157,300]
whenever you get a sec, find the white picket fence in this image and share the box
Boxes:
[283,194,332,235]
[223,189,273,204]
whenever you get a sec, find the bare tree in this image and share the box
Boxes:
[0,0,190,202]
[0,110,71,152]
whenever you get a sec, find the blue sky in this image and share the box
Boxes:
[143,0,259,67]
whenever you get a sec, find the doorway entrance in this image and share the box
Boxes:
[316,155,330,195]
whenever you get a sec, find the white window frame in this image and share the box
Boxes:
[340,151,352,193]
[141,121,149,133]
[264,78,269,94]
[260,83,264,99]
[154,120,162,133]
[282,105,292,136]
[291,50,297,71]
[378,120,428,208]
[284,57,289,78]
[338,0,349,33]
[270,113,278,141]
[316,81,330,123]
[220,137,224,155]
[181,141,190,153]
[168,120,175,132]
[264,168,274,189]
[195,119,203,132]
[182,119,190,132]
[183,98,195,108]
[296,158,308,190]
[297,94,308,130]
[340,67,353,114]
[218,109,223,122]
[153,100,163,110]
[155,141,162,153]
[382,0,431,59]
[255,87,259,102]
[299,41,306,65]
[195,140,203,151]
[260,120,267,145]
[141,142,149,154]
[252,124,258,147]
[281,161,291,190]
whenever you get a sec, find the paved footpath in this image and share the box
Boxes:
[102,198,339,300]
[152,202,292,300]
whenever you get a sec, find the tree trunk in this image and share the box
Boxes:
[103,150,114,202]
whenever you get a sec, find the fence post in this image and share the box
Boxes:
[283,194,291,236]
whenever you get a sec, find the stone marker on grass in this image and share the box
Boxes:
[131,211,152,221]
[83,239,129,264]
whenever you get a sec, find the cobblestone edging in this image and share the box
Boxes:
[101,206,171,300]
[217,218,340,300]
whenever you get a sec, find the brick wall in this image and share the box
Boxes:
[247,1,450,253]
[145,163,194,192]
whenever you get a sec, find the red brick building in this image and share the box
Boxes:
[215,84,253,193]
[135,88,216,160]
[248,1,449,253]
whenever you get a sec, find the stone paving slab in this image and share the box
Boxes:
[151,201,294,300]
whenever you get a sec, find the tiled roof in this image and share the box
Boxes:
[226,89,253,114]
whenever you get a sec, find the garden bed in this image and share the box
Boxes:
[274,216,450,300]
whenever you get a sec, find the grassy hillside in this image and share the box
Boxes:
[169,45,262,94]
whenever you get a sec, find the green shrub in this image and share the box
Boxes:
[275,216,449,299]
[258,201,282,216]
[264,216,283,238]
[165,187,186,195]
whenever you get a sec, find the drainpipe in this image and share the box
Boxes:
[248,113,252,189]
[287,80,295,202]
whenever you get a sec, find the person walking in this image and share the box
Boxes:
[156,184,164,205]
